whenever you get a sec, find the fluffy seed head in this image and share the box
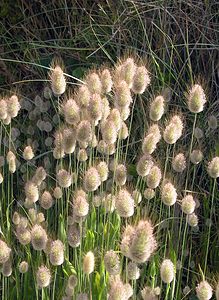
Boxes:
[144,188,155,200]
[108,275,133,300]
[127,262,140,280]
[172,153,186,172]
[101,96,111,120]
[181,195,196,214]
[163,115,183,144]
[50,65,66,96]
[104,250,120,275]
[62,127,76,154]
[103,194,116,213]
[118,122,129,140]
[77,149,88,162]
[68,224,81,248]
[57,169,72,188]
[115,189,134,218]
[0,240,11,264]
[2,259,12,277]
[53,186,62,199]
[19,261,29,273]
[142,133,159,155]
[16,228,31,245]
[190,150,203,165]
[0,99,7,120]
[12,212,20,225]
[63,98,80,125]
[208,115,218,130]
[117,105,130,121]
[36,266,51,288]
[161,182,177,206]
[132,189,142,205]
[196,280,213,300]
[115,164,127,186]
[75,85,90,108]
[187,213,198,227]
[115,80,132,107]
[32,167,47,186]
[96,161,109,182]
[101,68,113,93]
[108,109,122,131]
[136,155,154,177]
[6,151,16,173]
[23,146,34,160]
[132,66,150,94]
[31,224,48,250]
[83,251,95,275]
[36,212,45,224]
[85,72,102,94]
[40,191,54,210]
[0,173,3,184]
[84,167,101,192]
[102,120,117,144]
[88,93,102,122]
[194,127,204,139]
[207,157,219,178]
[76,120,92,143]
[141,286,159,300]
[25,181,39,203]
[7,95,21,118]
[187,84,206,113]
[146,166,162,189]
[49,240,65,266]
[149,95,165,121]
[160,259,175,283]
[68,274,78,289]
[73,194,89,218]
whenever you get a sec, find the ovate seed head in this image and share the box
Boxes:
[36,266,51,288]
[160,259,175,283]
[207,156,219,178]
[83,251,95,275]
[196,280,213,300]
[187,84,206,113]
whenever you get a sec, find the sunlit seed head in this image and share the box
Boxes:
[190,149,203,165]
[84,167,101,192]
[2,115,11,125]
[103,193,116,213]
[115,80,132,107]
[108,108,122,131]
[146,165,162,189]
[88,93,102,121]
[68,274,78,289]
[25,181,39,203]
[63,127,76,154]
[32,167,47,186]
[118,122,129,140]
[131,66,150,94]
[6,151,16,173]
[207,156,219,178]
[75,85,90,108]
[19,261,29,273]
[2,259,12,277]
[160,259,175,283]
[115,189,134,218]
[73,195,89,218]
[77,149,88,162]
[104,250,120,275]
[7,95,21,118]
[0,240,11,264]
[53,146,65,159]
[28,208,37,224]
[196,280,213,300]
[89,133,98,148]
[97,161,109,182]
[108,275,133,300]
[187,213,198,227]
[68,224,81,248]
[142,134,158,155]
[101,68,113,93]
[194,127,204,139]
[31,224,48,251]
[172,153,186,172]
[208,115,218,130]
[115,164,127,186]
[36,212,45,224]
[0,99,7,120]
[116,104,130,121]
[181,195,196,214]
[187,84,206,113]
[161,182,177,206]
[63,98,80,125]
[132,189,142,206]
[50,65,66,96]
[102,120,118,145]
[85,72,102,94]
[49,240,65,266]
[0,172,3,184]
[141,286,159,300]
[83,251,95,275]
[23,146,34,161]
[127,261,140,280]
[53,186,62,199]
[12,211,20,225]
[136,155,154,177]
[144,188,155,200]
[101,96,111,121]
[57,169,72,188]
[76,120,92,143]
[163,115,183,144]
[36,265,51,288]
[40,191,54,210]
[149,95,165,121]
